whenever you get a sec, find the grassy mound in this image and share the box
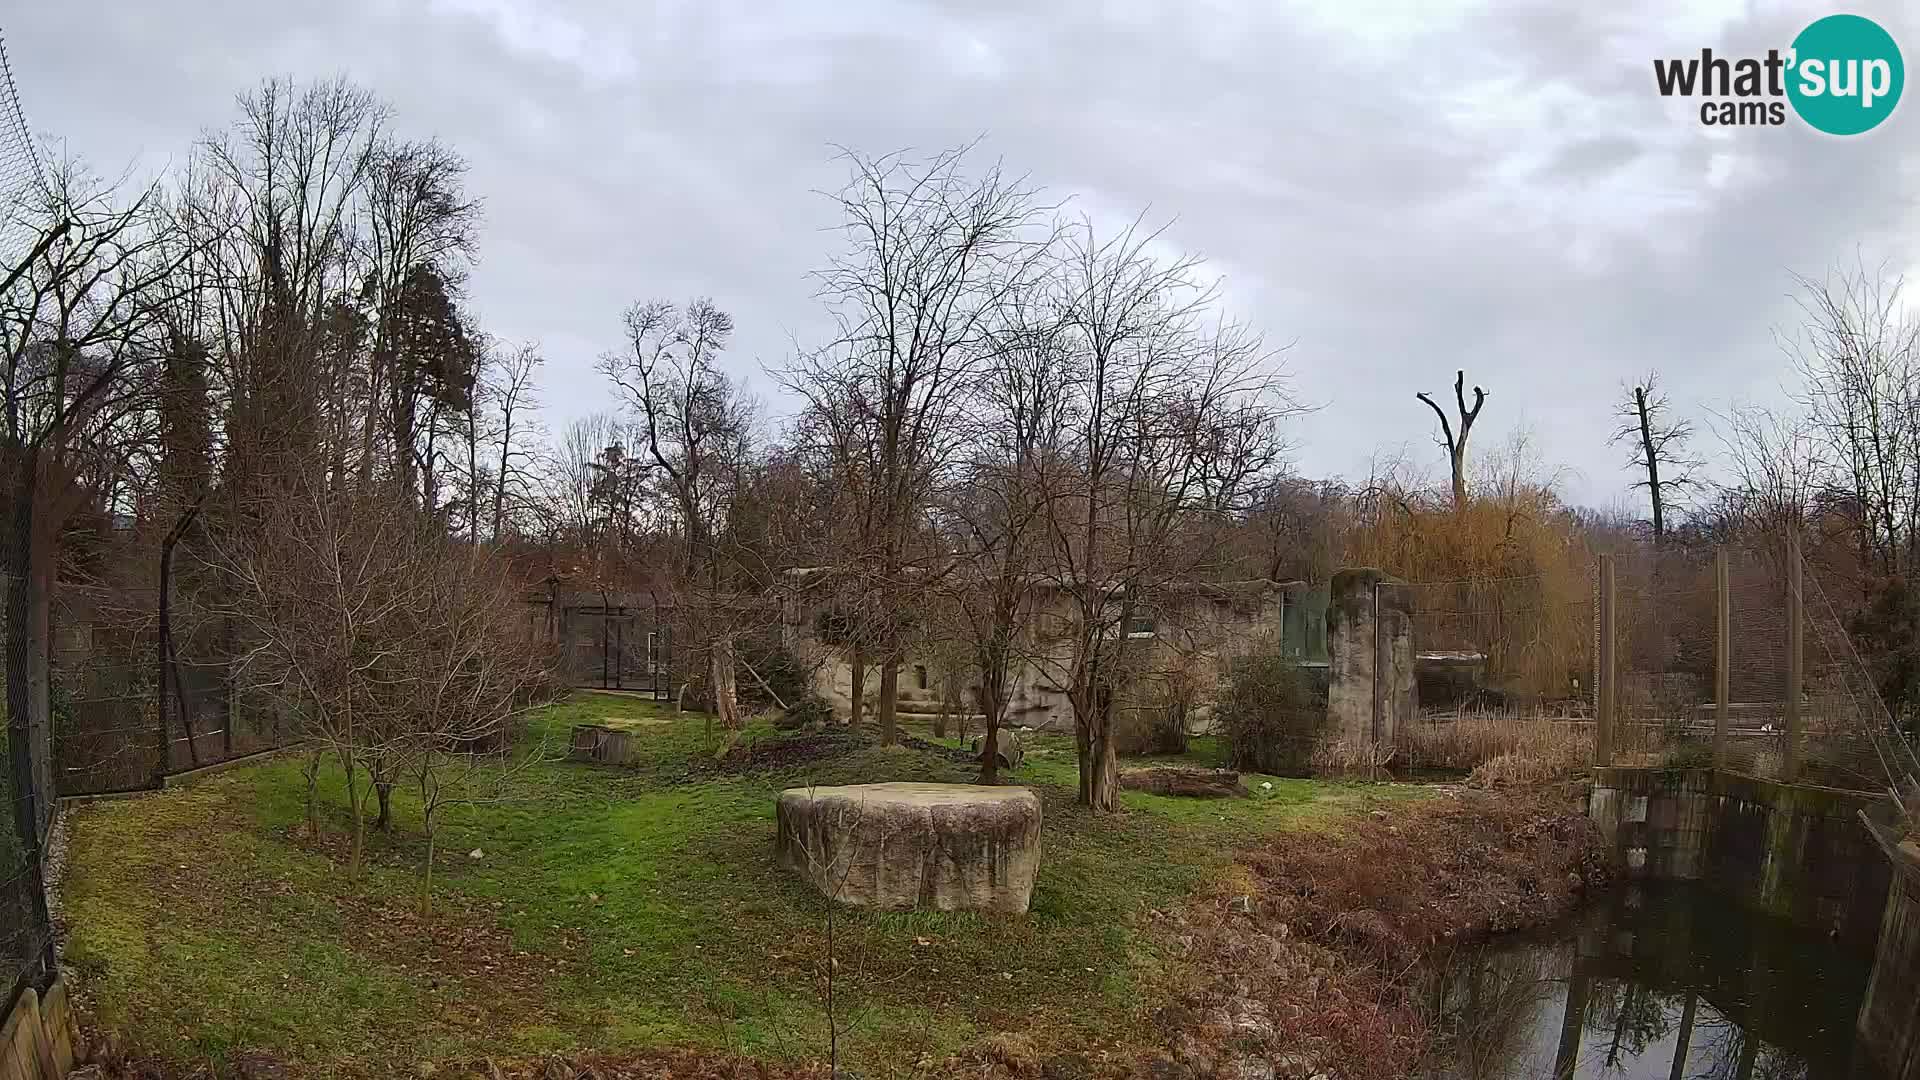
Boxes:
[61,693,1394,1078]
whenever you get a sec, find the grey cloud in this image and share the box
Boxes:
[10,0,1919,508]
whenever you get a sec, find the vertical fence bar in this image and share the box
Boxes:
[1785,529,1804,781]
[1597,554,1616,767]
[1715,547,1730,772]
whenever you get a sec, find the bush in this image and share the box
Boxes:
[776,693,834,730]
[1216,654,1324,776]
[1115,675,1194,757]
[736,634,813,712]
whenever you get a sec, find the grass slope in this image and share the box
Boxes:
[61,693,1405,1076]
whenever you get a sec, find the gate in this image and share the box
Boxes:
[567,606,669,697]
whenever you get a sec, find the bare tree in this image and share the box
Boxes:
[788,144,1053,746]
[1610,372,1700,543]
[362,137,479,500]
[931,287,1071,782]
[1710,401,1820,542]
[2,156,194,836]
[200,78,386,487]
[1781,262,1920,574]
[1417,369,1488,509]
[1037,217,1293,811]
[486,341,543,543]
[598,298,754,730]
[205,478,548,879]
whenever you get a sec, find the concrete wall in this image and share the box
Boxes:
[0,978,77,1080]
[1587,767,1891,945]
[784,579,1296,734]
[1325,568,1414,750]
[1859,805,1920,1079]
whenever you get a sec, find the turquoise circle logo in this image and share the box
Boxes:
[1788,14,1904,135]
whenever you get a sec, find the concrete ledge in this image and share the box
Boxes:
[1589,765,1893,944]
[1592,765,1884,816]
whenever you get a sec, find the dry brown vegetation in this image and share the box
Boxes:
[1398,711,1591,782]
[1133,785,1607,1080]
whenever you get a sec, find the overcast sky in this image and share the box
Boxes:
[9,0,1918,510]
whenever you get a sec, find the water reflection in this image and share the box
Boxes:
[1420,884,1887,1080]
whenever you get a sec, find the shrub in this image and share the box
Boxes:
[736,634,814,712]
[1659,739,1714,772]
[1216,654,1324,776]
[776,693,834,731]
[1114,693,1192,757]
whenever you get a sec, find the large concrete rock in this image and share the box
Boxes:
[774,782,1042,912]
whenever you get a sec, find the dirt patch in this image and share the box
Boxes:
[897,733,978,765]
[1118,767,1248,799]
[698,727,869,774]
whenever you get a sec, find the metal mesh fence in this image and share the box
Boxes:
[1397,573,1596,776]
[1391,539,1919,796]
[0,24,53,1018]
[1612,549,1731,770]
[0,29,40,259]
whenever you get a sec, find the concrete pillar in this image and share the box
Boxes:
[1326,568,1416,752]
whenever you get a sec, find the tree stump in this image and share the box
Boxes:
[774,783,1042,912]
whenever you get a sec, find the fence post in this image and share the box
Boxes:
[1785,529,1803,781]
[1715,547,1730,772]
[1596,554,1616,768]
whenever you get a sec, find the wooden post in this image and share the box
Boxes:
[1596,555,1616,767]
[1784,529,1803,781]
[1715,548,1730,772]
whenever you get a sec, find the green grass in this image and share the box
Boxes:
[61,692,1406,1076]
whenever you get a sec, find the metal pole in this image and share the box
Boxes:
[1597,555,1616,768]
[1785,529,1803,781]
[1715,547,1730,772]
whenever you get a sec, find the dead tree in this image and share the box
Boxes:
[1417,369,1487,509]
[1610,372,1699,543]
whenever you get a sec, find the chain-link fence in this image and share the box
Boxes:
[1396,573,1596,776]
[1389,537,1919,796]
[0,23,56,1019]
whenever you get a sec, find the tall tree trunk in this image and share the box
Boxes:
[848,649,867,728]
[375,774,394,833]
[1088,686,1119,811]
[344,748,365,879]
[878,659,899,746]
[1668,991,1696,1080]
[1552,970,1590,1080]
[978,652,1006,785]
[1636,386,1666,543]
[710,631,741,730]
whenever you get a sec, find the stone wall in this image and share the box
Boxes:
[1325,568,1414,750]
[784,577,1296,733]
[1587,767,1891,945]
[1859,804,1920,1079]
[0,977,77,1080]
